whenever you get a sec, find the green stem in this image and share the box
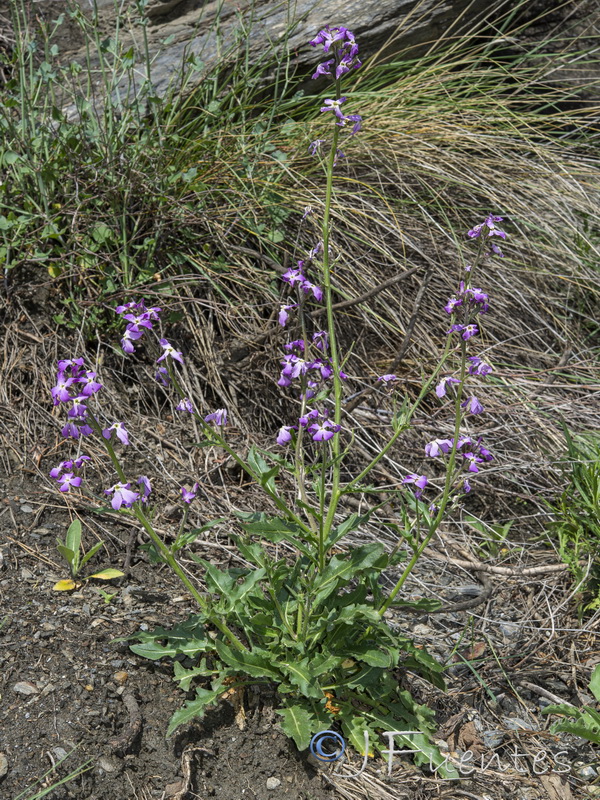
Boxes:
[379,340,468,616]
[167,363,314,537]
[88,413,247,650]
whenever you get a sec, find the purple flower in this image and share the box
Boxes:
[57,358,85,376]
[61,420,93,439]
[281,266,305,286]
[156,339,184,365]
[444,296,462,314]
[435,376,461,398]
[320,97,347,119]
[299,408,320,427]
[378,374,398,383]
[79,371,103,396]
[204,408,228,427]
[479,445,493,462]
[50,460,74,479]
[309,420,341,442]
[51,374,76,405]
[463,478,472,493]
[425,438,453,457]
[302,206,313,220]
[155,366,170,386]
[312,59,335,79]
[335,57,362,80]
[284,339,305,352]
[121,327,143,354]
[468,214,505,240]
[309,139,326,156]
[468,356,493,376]
[176,398,194,414]
[279,304,297,327]
[308,242,323,259]
[463,452,484,473]
[301,279,323,302]
[309,26,347,53]
[73,455,91,468]
[181,483,199,504]
[105,482,139,510]
[336,113,362,135]
[402,473,428,498]
[102,422,130,445]
[312,331,329,351]
[58,472,82,493]
[138,475,152,503]
[122,312,154,332]
[276,425,296,446]
[462,395,485,415]
[115,301,140,314]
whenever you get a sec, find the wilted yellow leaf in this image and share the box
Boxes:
[53,579,77,591]
[88,569,125,581]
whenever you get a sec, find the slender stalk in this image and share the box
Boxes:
[87,413,247,650]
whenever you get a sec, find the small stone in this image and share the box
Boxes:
[20,568,34,580]
[113,671,128,685]
[502,716,532,731]
[164,780,184,796]
[577,765,598,781]
[52,747,68,761]
[98,757,116,773]
[20,504,34,514]
[13,681,39,696]
[0,753,8,779]
[266,777,281,790]
[412,623,432,636]
[499,621,520,639]
[482,730,504,749]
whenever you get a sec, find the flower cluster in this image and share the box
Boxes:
[467,213,507,257]
[50,455,91,493]
[308,25,363,164]
[51,358,103,439]
[402,215,505,500]
[50,353,149,503]
[116,300,161,355]
[310,25,361,80]
[278,335,346,394]
[276,332,345,443]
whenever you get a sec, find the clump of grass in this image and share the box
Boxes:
[544,428,600,613]
[2,0,599,539]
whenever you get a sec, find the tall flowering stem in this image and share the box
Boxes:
[379,232,500,614]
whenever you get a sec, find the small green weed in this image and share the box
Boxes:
[542,664,600,744]
[545,429,600,612]
[54,518,124,591]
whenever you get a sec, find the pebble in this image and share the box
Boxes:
[412,623,432,636]
[52,747,68,761]
[498,621,520,639]
[577,765,598,781]
[98,756,116,773]
[20,504,34,514]
[0,753,8,779]
[482,730,504,749]
[13,681,39,696]
[20,568,34,580]
[266,777,281,790]
[113,670,128,685]
[502,716,533,731]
